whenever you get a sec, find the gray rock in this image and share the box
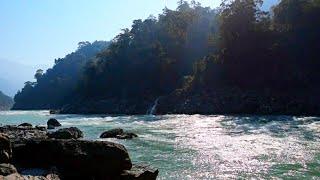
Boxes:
[12,139,132,179]
[47,119,61,128]
[47,127,83,139]
[117,133,138,140]
[0,125,48,145]
[100,128,124,138]
[36,126,47,131]
[0,172,60,180]
[18,123,33,128]
[121,164,159,180]
[0,163,17,176]
[0,133,12,163]
[100,128,138,139]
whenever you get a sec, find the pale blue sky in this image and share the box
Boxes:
[0,0,220,68]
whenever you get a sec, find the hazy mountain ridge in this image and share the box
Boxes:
[0,91,13,110]
[12,41,110,110]
[0,59,36,97]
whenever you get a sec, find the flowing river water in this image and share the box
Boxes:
[0,111,319,179]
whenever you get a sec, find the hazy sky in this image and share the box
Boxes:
[0,0,220,68]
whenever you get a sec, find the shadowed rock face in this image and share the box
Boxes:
[0,125,48,145]
[121,164,159,180]
[18,123,33,128]
[47,119,61,128]
[100,128,138,139]
[0,133,12,163]
[0,123,158,180]
[12,139,132,179]
[0,163,17,176]
[47,127,83,139]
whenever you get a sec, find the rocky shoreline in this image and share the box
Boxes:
[57,88,320,116]
[0,120,158,180]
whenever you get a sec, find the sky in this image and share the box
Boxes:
[0,0,220,68]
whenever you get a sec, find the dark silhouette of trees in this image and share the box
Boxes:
[13,41,110,110]
[13,0,320,114]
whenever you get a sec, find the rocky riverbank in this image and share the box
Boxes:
[156,88,320,115]
[57,88,320,116]
[0,120,158,180]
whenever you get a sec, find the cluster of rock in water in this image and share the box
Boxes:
[0,118,158,180]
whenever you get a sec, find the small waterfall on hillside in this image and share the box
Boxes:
[147,97,160,115]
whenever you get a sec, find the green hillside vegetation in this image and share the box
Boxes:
[13,0,320,115]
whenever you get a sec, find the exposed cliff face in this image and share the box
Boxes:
[0,91,13,111]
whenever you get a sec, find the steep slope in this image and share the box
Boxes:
[12,41,110,110]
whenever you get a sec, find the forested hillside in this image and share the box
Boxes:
[157,0,320,114]
[0,91,13,110]
[12,41,110,110]
[60,1,218,114]
[13,0,320,115]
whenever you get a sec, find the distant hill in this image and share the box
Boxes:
[0,91,13,110]
[0,59,35,97]
[13,41,110,110]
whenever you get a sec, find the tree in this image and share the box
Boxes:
[34,69,44,81]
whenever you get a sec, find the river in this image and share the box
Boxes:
[0,111,319,179]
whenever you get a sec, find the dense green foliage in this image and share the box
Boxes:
[13,0,320,114]
[80,2,217,100]
[13,41,110,109]
[188,0,320,92]
[0,91,13,110]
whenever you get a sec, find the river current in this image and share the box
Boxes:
[0,111,319,179]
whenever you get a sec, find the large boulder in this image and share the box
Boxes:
[100,128,138,139]
[0,163,17,176]
[47,119,61,128]
[0,133,12,163]
[0,125,48,145]
[47,127,83,139]
[0,172,60,180]
[12,139,132,179]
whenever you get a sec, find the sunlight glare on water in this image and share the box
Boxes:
[0,111,319,179]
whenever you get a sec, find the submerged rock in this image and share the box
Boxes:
[0,133,12,163]
[0,163,17,176]
[47,119,61,128]
[117,133,138,139]
[121,164,159,180]
[49,110,59,114]
[12,139,132,179]
[100,128,124,138]
[47,127,83,139]
[100,128,138,139]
